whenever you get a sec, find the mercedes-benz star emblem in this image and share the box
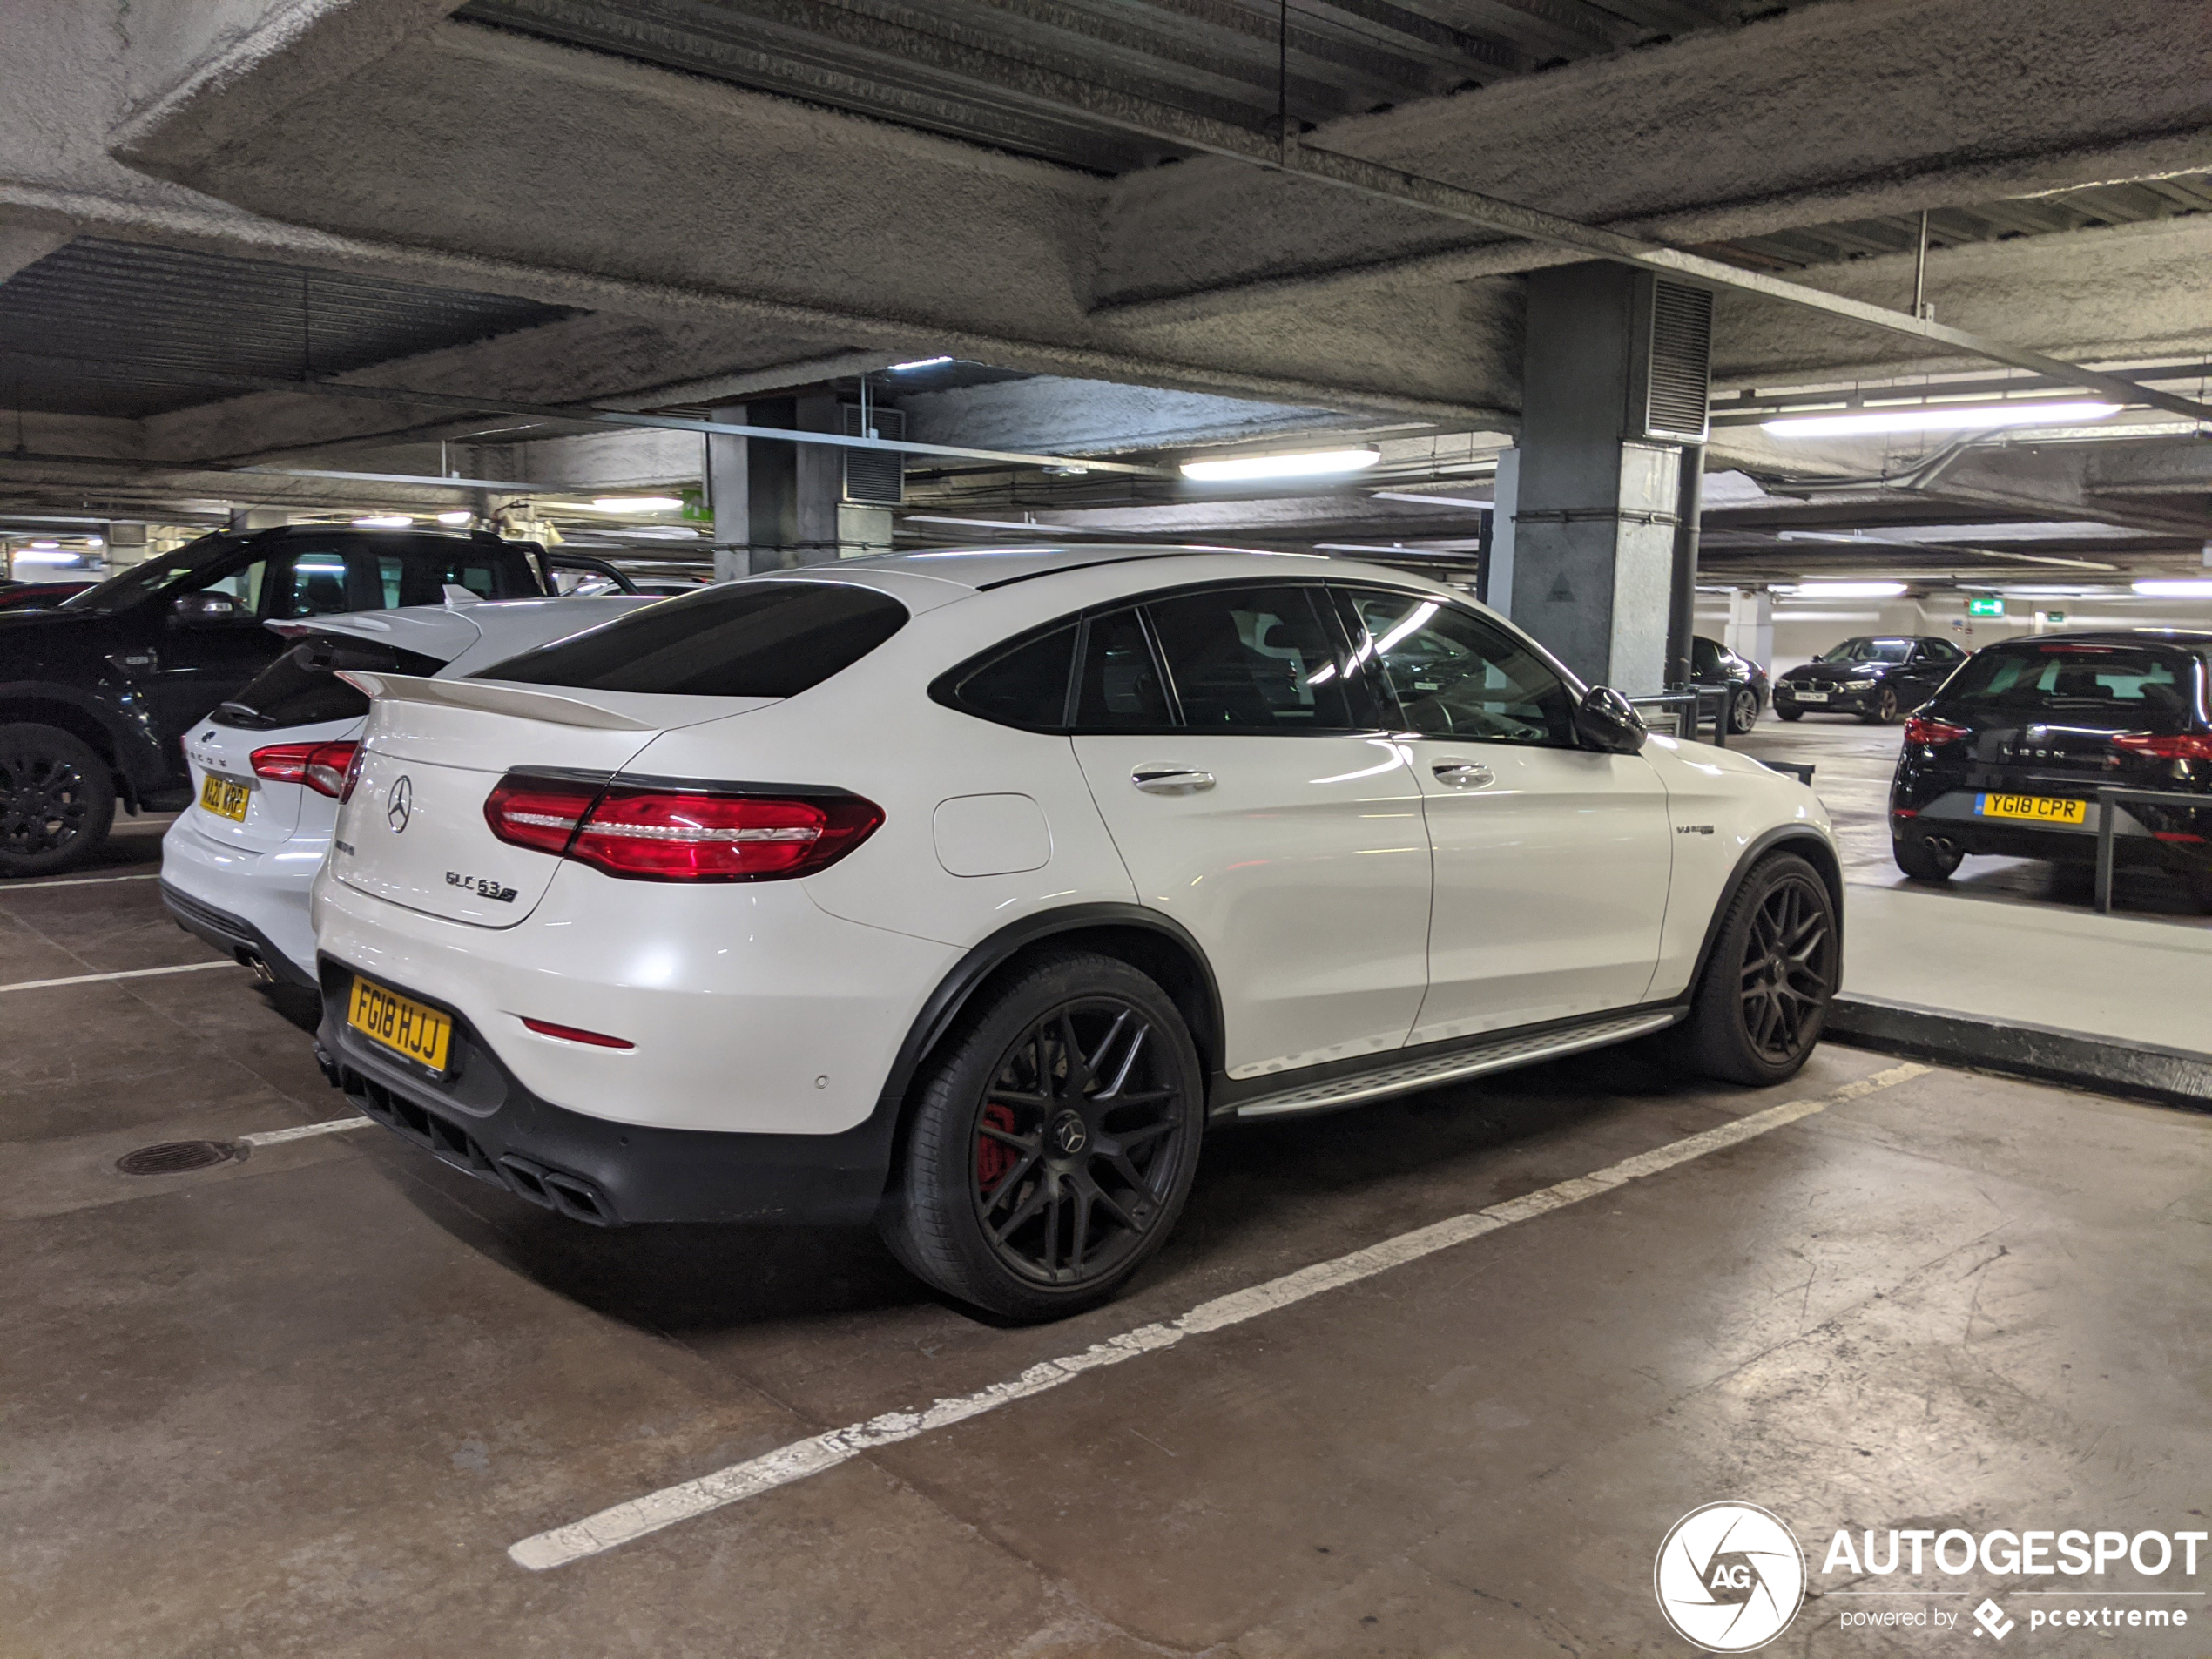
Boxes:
[1050,1110,1089,1157]
[386,775,414,834]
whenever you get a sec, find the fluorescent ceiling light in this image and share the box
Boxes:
[352,513,413,529]
[2132,578,2212,597]
[888,355,954,372]
[1790,581,1908,597]
[1181,448,1381,482]
[435,509,474,527]
[587,496,683,513]
[28,540,59,550]
[1763,401,2118,438]
[12,549,81,564]
[1370,491,1494,509]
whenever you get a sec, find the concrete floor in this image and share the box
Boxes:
[5,833,2210,1658]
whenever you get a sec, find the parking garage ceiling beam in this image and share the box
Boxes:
[769,9,2212,425]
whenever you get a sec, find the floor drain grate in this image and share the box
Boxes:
[116,1140,238,1177]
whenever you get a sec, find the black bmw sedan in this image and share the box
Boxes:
[1889,630,2212,907]
[1772,634,1965,724]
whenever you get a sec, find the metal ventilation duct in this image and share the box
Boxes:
[840,402,905,504]
[1633,277,1714,444]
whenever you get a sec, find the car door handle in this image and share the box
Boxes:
[1130,765,1216,795]
[1431,760,1494,788]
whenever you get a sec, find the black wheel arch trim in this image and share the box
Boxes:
[877,902,1227,1119]
[1685,826,1844,995]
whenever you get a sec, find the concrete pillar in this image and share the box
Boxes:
[707,395,845,577]
[1725,588,1774,670]
[1510,263,1698,697]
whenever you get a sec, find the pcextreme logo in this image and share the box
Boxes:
[1655,1501,1808,1651]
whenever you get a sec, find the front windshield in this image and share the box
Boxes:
[1817,637,1911,664]
[58,532,241,614]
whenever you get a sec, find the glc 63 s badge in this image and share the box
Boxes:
[447,872,519,902]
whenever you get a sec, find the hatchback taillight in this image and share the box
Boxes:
[1902,715,1970,747]
[2113,732,2212,761]
[483,774,883,881]
[252,739,360,799]
[339,745,367,803]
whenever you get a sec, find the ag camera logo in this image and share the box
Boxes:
[1655,1501,1806,1651]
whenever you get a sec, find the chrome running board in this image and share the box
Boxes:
[1231,1008,1683,1120]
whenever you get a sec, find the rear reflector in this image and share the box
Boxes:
[2113,732,2212,761]
[252,739,360,799]
[484,773,883,881]
[521,1017,635,1049]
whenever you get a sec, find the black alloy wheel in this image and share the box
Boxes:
[1730,686,1760,735]
[1674,852,1838,1085]
[0,724,116,878]
[881,951,1204,1321]
[1866,685,1900,725]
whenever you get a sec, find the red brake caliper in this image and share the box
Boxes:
[976,1103,1017,1190]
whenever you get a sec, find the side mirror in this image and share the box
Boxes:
[1574,685,1648,753]
[171,590,243,625]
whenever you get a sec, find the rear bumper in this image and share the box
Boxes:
[158,817,320,986]
[315,957,900,1225]
[1896,796,2210,868]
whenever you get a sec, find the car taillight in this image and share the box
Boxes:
[1903,715,1970,746]
[483,774,602,856]
[340,745,367,803]
[2113,732,2212,761]
[482,774,884,881]
[252,739,361,799]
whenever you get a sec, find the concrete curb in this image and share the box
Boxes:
[1825,995,2212,1113]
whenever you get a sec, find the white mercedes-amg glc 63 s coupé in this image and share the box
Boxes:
[310,548,1839,1320]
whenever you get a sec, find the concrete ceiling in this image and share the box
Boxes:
[2,0,2209,577]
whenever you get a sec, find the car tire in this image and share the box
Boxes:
[1865,685,1900,725]
[880,950,1205,1322]
[1674,852,1838,1087]
[1776,707,1802,722]
[1892,833,1962,883]
[1729,687,1760,734]
[0,723,117,879]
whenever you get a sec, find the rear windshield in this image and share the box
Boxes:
[1937,644,2202,727]
[210,635,448,731]
[477,581,907,698]
[1817,637,1912,664]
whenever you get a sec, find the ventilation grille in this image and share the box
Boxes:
[1643,280,1714,442]
[840,404,906,504]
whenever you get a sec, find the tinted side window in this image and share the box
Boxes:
[1346,589,1577,746]
[946,624,1076,729]
[1076,608,1170,730]
[1690,637,1721,677]
[1144,585,1357,732]
[482,582,907,698]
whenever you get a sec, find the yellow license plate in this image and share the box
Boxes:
[347,975,453,1072]
[199,773,251,822]
[1975,792,2087,826]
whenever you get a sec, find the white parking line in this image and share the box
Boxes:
[0,960,238,995]
[0,872,162,892]
[239,1116,374,1149]
[508,1060,1932,1572]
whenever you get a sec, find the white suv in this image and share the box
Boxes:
[310,549,1839,1319]
[162,596,651,986]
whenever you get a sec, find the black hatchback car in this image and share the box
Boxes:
[0,525,545,877]
[1773,634,1966,724]
[1889,631,2212,907]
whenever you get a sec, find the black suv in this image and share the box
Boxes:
[0,526,544,876]
[1890,631,2212,907]
[1772,634,1965,724]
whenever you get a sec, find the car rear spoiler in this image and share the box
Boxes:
[336,671,662,732]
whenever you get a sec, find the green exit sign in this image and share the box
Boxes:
[2045,610,2067,624]
[1967,596,2006,617]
